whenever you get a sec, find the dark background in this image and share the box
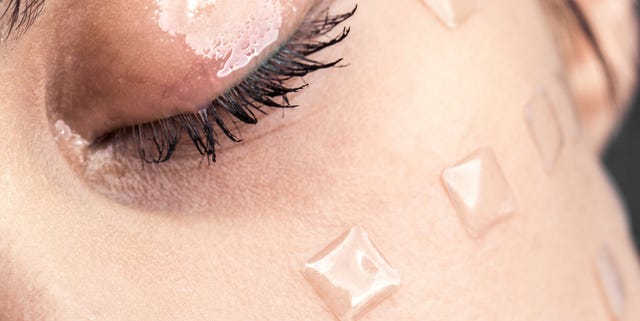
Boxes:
[605,92,640,249]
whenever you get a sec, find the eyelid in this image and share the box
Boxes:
[47,0,317,143]
[0,0,44,40]
[95,5,356,163]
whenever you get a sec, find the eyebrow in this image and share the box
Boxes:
[1,0,45,39]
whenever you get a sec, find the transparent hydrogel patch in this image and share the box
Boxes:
[594,246,626,320]
[302,227,401,321]
[524,89,565,173]
[442,148,516,237]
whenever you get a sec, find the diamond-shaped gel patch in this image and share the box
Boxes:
[524,89,565,173]
[595,246,626,320]
[442,148,516,237]
[302,227,401,321]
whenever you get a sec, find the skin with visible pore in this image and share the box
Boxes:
[0,0,639,320]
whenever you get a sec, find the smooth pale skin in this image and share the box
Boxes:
[0,0,639,320]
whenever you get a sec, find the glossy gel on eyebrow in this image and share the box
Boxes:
[302,227,401,321]
[441,148,516,238]
[524,89,565,173]
[419,0,480,28]
[153,0,283,78]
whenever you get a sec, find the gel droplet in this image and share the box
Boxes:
[419,0,480,28]
[53,120,89,166]
[302,227,401,321]
[594,246,626,320]
[154,0,282,78]
[442,148,516,237]
[524,89,565,173]
[55,120,89,147]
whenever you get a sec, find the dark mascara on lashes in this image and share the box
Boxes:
[0,0,45,39]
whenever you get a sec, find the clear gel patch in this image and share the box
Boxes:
[524,89,565,173]
[302,227,401,321]
[594,246,626,320]
[442,148,516,237]
[419,0,480,28]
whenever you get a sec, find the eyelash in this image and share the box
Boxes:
[94,6,357,164]
[0,0,44,39]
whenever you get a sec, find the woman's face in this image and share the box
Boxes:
[1,0,639,319]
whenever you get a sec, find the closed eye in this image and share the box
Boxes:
[92,5,357,164]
